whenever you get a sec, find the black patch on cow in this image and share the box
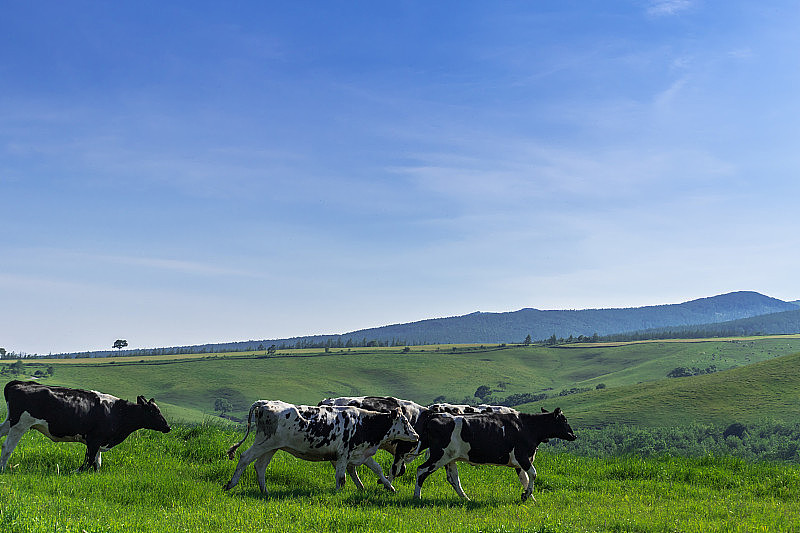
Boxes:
[256,408,280,441]
[291,409,338,449]
[459,415,518,465]
[357,397,402,413]
[347,411,393,450]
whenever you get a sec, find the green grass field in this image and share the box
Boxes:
[4,337,800,531]
[528,349,800,428]
[1,423,799,533]
[10,336,800,425]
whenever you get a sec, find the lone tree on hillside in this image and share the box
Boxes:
[10,360,24,375]
[113,339,128,351]
[215,398,233,416]
[475,385,491,400]
[523,334,532,346]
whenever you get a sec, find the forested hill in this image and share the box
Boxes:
[601,307,800,341]
[327,291,798,345]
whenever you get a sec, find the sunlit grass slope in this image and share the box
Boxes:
[532,349,800,428]
[9,336,800,424]
[0,423,798,532]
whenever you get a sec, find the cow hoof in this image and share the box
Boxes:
[521,492,536,503]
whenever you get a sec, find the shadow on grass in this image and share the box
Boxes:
[225,484,496,509]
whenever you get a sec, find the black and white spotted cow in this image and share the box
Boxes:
[413,408,577,502]
[426,403,519,415]
[224,400,419,494]
[383,402,522,481]
[318,395,428,481]
[318,396,427,425]
[386,403,533,481]
[0,380,171,472]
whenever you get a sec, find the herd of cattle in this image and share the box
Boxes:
[0,380,577,501]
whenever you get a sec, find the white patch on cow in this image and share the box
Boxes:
[91,391,119,408]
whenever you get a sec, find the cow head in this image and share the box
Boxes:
[137,396,171,433]
[547,407,576,441]
[386,408,419,443]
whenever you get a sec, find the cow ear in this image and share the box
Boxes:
[149,398,155,404]
[554,407,562,415]
[137,395,146,405]
[540,407,549,413]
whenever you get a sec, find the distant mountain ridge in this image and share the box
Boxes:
[48,291,800,357]
[325,291,798,345]
[605,307,800,341]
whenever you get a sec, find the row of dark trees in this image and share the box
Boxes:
[0,360,55,377]
[522,333,601,346]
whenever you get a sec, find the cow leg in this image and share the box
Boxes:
[346,464,364,489]
[253,450,276,494]
[516,467,529,488]
[334,459,348,490]
[79,442,102,472]
[414,445,448,499]
[363,457,396,492]
[515,454,537,502]
[387,455,405,482]
[515,450,537,487]
[225,442,270,491]
[94,452,103,471]
[0,423,30,472]
[444,462,469,500]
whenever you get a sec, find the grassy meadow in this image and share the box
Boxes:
[3,336,800,531]
[11,336,800,424]
[1,423,799,532]
[528,348,800,428]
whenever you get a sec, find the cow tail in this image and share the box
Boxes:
[227,403,258,460]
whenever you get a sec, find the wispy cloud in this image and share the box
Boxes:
[647,0,692,17]
[94,254,266,278]
[729,47,755,60]
[654,77,689,109]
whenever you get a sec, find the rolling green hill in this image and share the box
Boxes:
[529,348,800,428]
[6,336,800,427]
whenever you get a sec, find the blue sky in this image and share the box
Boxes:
[3,1,800,354]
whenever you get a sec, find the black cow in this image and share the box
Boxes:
[413,408,576,501]
[0,380,171,472]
